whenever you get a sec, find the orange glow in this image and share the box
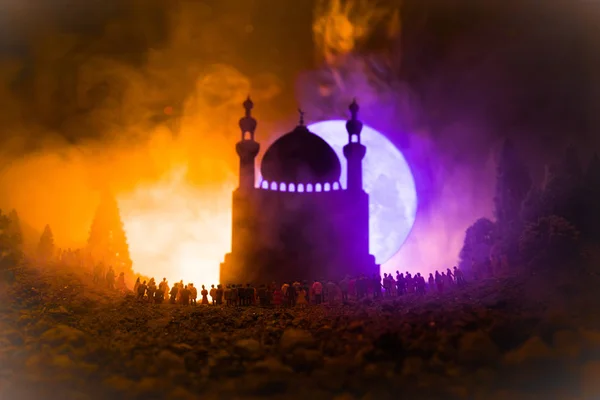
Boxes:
[0,1,285,284]
[118,165,234,287]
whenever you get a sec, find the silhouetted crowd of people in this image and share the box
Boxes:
[55,248,130,293]
[129,266,467,307]
[55,244,471,308]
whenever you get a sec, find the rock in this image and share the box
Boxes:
[233,338,261,359]
[552,330,581,359]
[4,330,23,346]
[183,352,200,373]
[157,350,186,372]
[401,357,424,377]
[52,354,75,369]
[135,377,168,396]
[347,320,364,333]
[279,328,315,352]
[354,346,374,365]
[48,306,69,314]
[40,325,86,347]
[285,348,324,372]
[581,361,600,399]
[170,343,193,354]
[242,373,290,396]
[580,329,600,355]
[504,336,554,365]
[251,358,293,374]
[168,386,200,399]
[333,393,357,400]
[458,330,500,366]
[103,375,136,393]
[208,350,242,378]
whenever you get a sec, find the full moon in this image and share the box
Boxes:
[308,120,418,265]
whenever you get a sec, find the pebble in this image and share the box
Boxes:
[401,356,424,377]
[168,386,200,400]
[504,336,553,365]
[103,375,136,392]
[458,330,500,366]
[233,338,261,359]
[285,348,324,371]
[5,264,599,399]
[251,357,293,374]
[40,325,86,347]
[157,350,186,372]
[552,330,581,359]
[280,328,316,352]
[581,361,600,399]
[48,306,69,314]
[333,393,357,400]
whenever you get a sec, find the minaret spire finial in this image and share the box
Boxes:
[243,95,253,117]
[239,96,257,140]
[349,98,359,120]
[298,108,305,126]
[345,98,363,137]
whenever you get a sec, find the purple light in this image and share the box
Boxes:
[308,120,418,266]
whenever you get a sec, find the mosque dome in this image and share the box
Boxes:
[260,124,341,184]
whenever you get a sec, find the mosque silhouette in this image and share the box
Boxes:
[220,98,379,284]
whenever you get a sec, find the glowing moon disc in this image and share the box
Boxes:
[308,120,418,265]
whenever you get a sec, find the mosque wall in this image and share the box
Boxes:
[221,186,376,284]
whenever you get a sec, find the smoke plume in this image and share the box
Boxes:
[0,0,596,282]
[0,0,285,284]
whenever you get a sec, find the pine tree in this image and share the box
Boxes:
[8,209,23,252]
[563,144,584,179]
[37,224,55,262]
[520,185,544,224]
[87,191,132,272]
[583,153,600,238]
[519,215,580,269]
[541,146,585,230]
[0,209,20,269]
[493,138,531,259]
[458,218,497,276]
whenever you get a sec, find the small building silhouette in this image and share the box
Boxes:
[220,98,379,284]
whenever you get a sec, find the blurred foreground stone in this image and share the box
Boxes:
[1,264,600,399]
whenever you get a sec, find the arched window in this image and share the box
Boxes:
[351,134,359,143]
[315,183,322,192]
[270,182,278,191]
[279,182,287,191]
[306,184,313,192]
[261,180,269,189]
[288,183,296,192]
[332,182,340,190]
[297,183,304,192]
[324,183,331,191]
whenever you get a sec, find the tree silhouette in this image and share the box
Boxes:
[520,185,544,224]
[0,209,21,269]
[87,191,132,271]
[541,146,585,230]
[37,224,55,262]
[584,153,600,239]
[493,138,531,259]
[8,209,23,253]
[519,215,580,269]
[459,218,497,275]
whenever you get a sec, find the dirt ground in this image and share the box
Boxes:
[1,264,600,400]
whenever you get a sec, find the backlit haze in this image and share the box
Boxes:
[0,1,594,285]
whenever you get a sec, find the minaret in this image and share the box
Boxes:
[236,97,260,190]
[343,99,366,192]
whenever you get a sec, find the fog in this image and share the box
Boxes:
[0,0,596,283]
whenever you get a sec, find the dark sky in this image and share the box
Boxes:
[0,0,598,160]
